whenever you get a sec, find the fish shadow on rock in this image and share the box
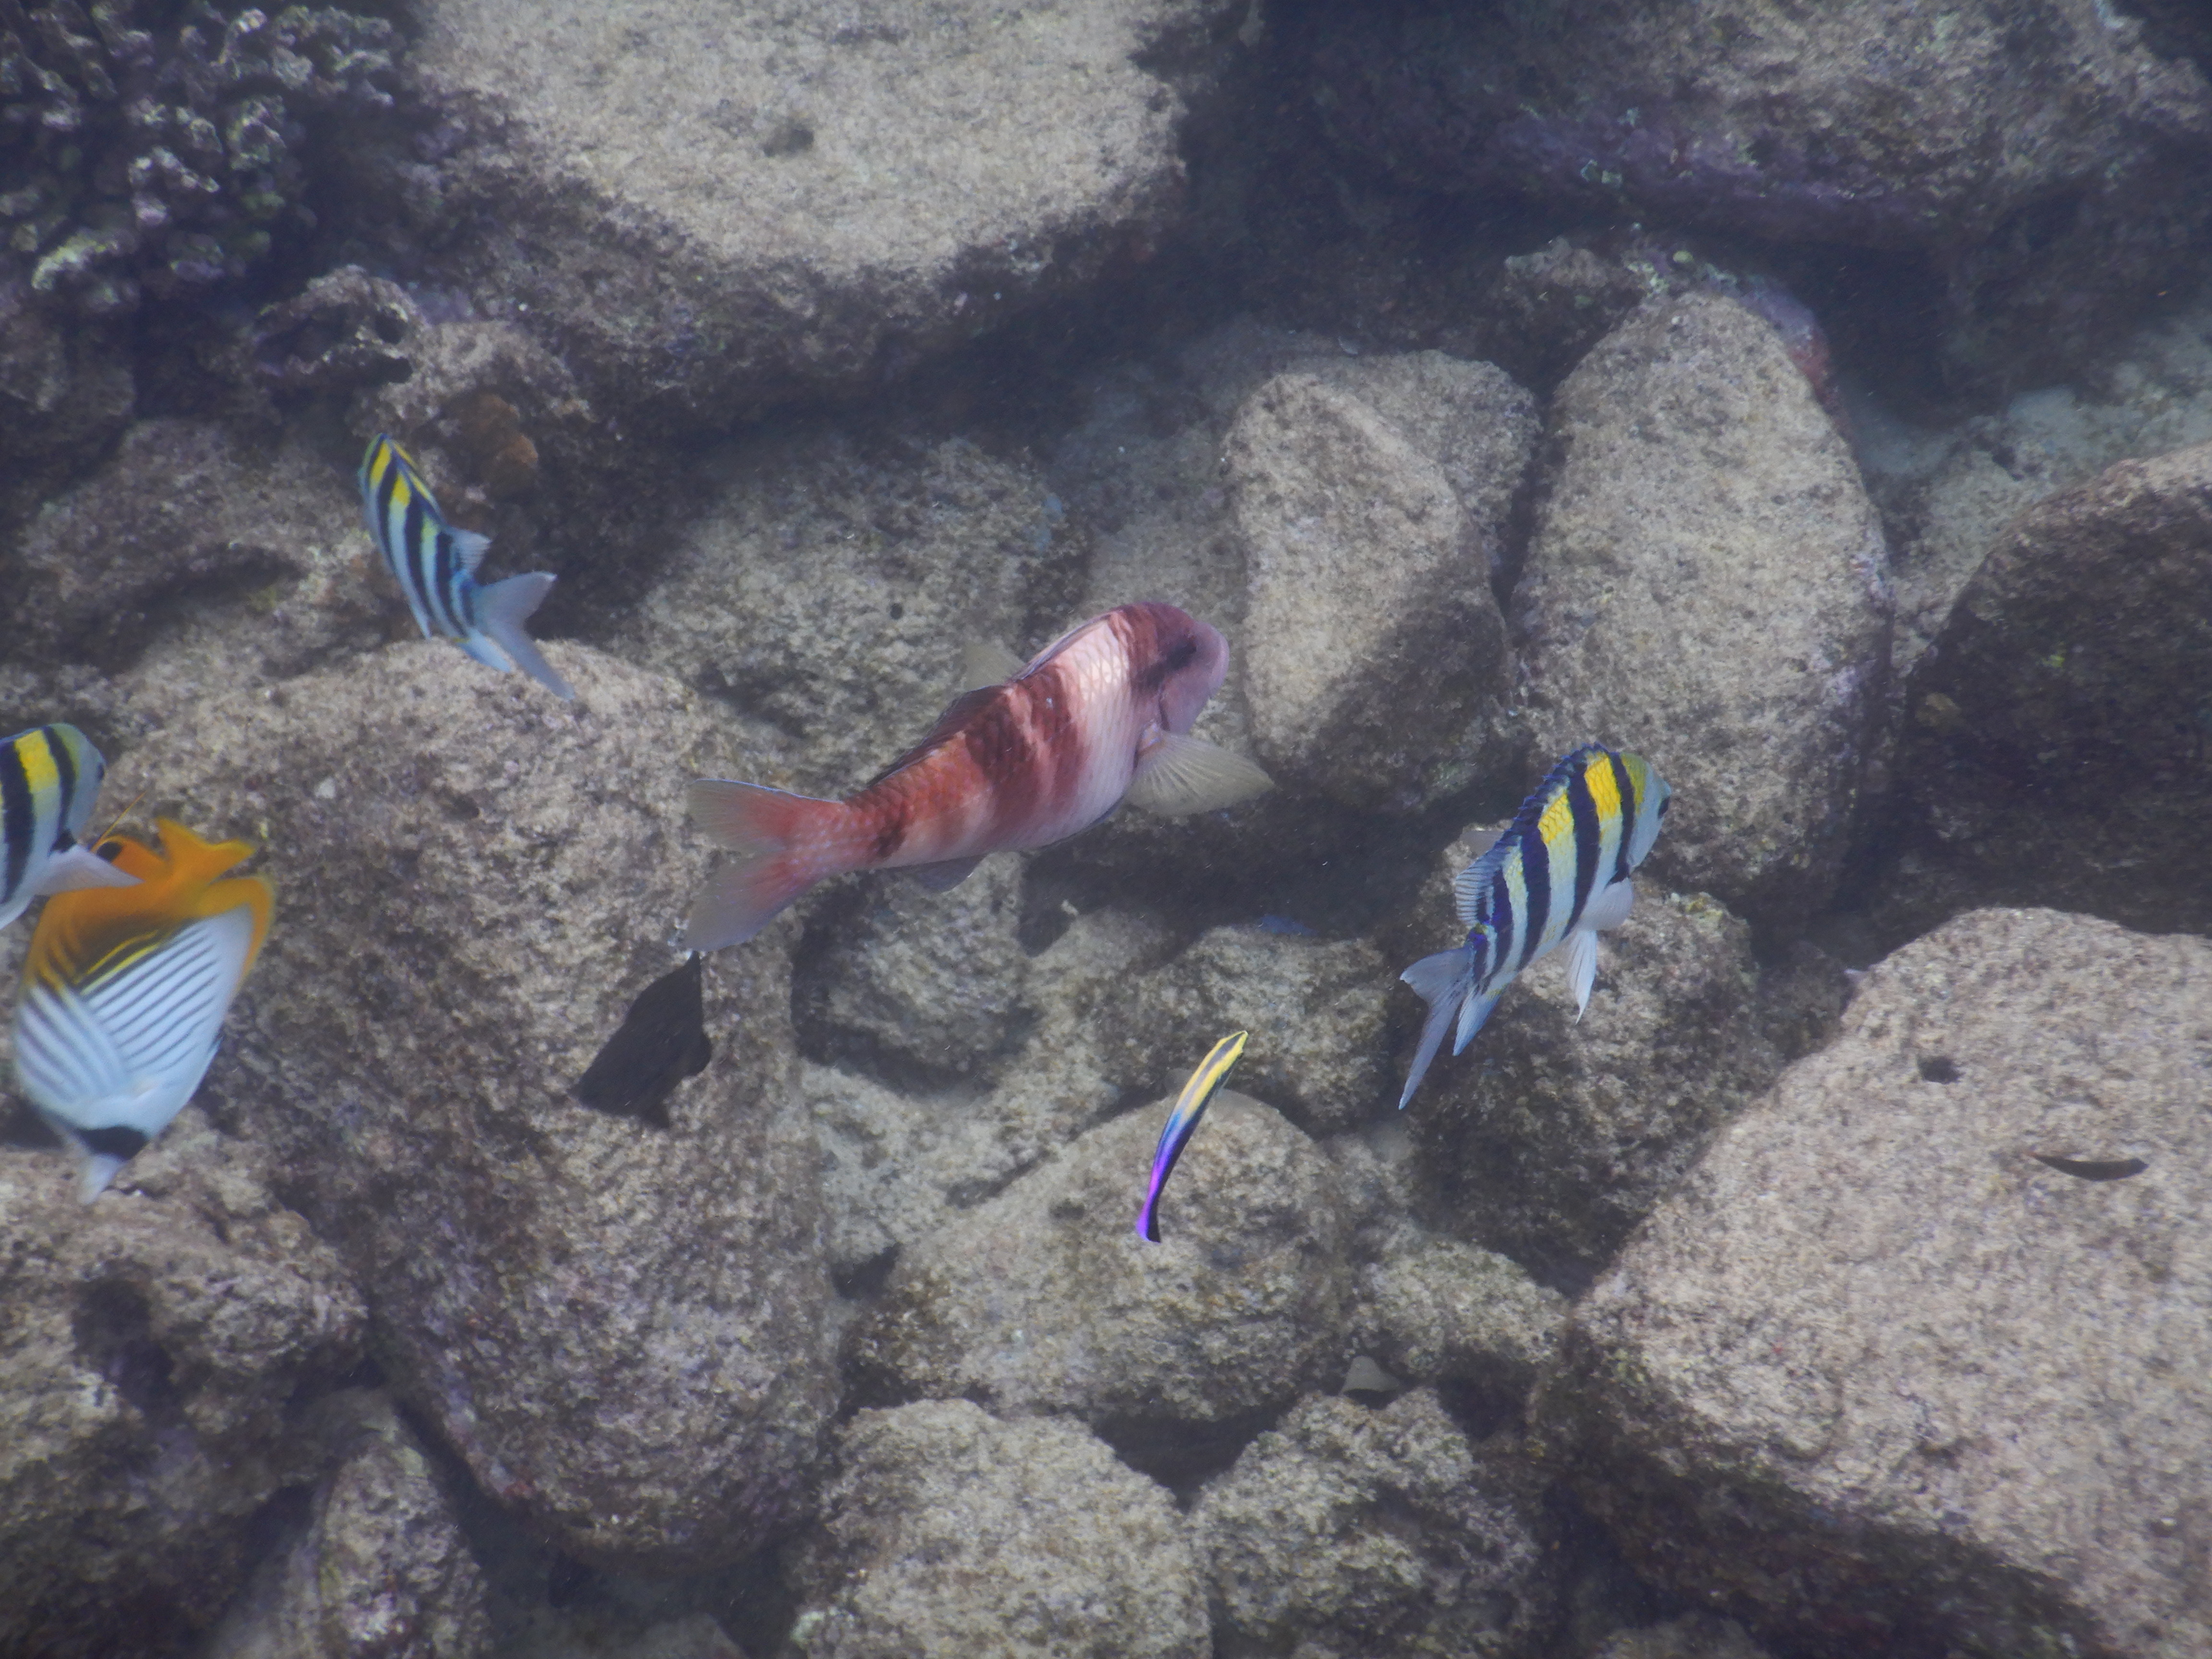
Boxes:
[569,954,714,1130]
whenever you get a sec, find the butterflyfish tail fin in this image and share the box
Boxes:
[1125,731,1274,816]
[683,780,838,950]
[471,573,574,700]
[1398,948,1472,1109]
[34,845,141,897]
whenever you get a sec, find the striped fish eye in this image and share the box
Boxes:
[1656,794,1671,817]
[94,839,126,863]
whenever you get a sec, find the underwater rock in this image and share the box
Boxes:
[1593,1615,1778,1659]
[806,905,1180,1283]
[1359,1235,1567,1407]
[1516,291,1891,930]
[1403,864,1784,1284]
[0,277,135,523]
[609,424,1080,799]
[0,1123,365,1659]
[252,265,422,397]
[1309,0,2212,394]
[847,1093,1353,1431]
[1190,1390,1559,1659]
[0,2,402,318]
[9,417,379,674]
[1880,440,2212,943]
[1228,371,1515,811]
[106,643,839,1573]
[797,855,1034,1086]
[784,1400,1209,1659]
[1535,907,2212,1658]
[1089,923,1397,1133]
[402,0,1237,429]
[205,1391,491,1659]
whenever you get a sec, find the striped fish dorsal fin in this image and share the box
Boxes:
[862,684,1006,788]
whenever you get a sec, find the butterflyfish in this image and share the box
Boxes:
[1398,744,1671,1109]
[1135,1030,1249,1243]
[0,723,139,933]
[570,953,712,1129]
[358,433,574,699]
[13,819,273,1201]
[684,602,1272,950]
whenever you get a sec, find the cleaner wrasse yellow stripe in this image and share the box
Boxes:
[1135,1029,1250,1243]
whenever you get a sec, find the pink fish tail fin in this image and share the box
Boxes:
[684,780,839,950]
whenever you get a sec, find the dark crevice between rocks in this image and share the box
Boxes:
[72,1279,185,1426]
[1094,1403,1286,1506]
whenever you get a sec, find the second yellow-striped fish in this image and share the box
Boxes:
[1398,744,1671,1109]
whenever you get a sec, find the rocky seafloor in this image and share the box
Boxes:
[2,2,2209,1657]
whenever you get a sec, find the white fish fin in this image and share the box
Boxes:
[76,1145,130,1203]
[1451,831,1512,926]
[33,845,142,897]
[1124,731,1274,816]
[1453,987,1503,1055]
[470,572,574,700]
[1563,926,1600,1021]
[1398,949,1471,1109]
[907,856,983,892]
[453,526,493,578]
[1582,877,1636,933]
[958,640,1026,688]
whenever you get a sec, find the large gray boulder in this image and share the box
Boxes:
[847,1093,1355,1430]
[784,1401,1209,1659]
[403,0,1240,428]
[0,1126,365,1659]
[1536,908,2212,1657]
[1883,441,2212,943]
[205,1392,491,1659]
[1515,291,1891,928]
[1192,1390,1560,1658]
[1229,371,1514,810]
[107,642,839,1573]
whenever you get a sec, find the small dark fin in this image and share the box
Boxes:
[78,1125,150,1160]
[907,856,983,892]
[571,954,713,1129]
[2030,1153,2147,1182]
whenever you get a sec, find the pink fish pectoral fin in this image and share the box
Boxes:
[906,856,983,892]
[1124,732,1273,816]
[35,845,141,895]
[957,640,1027,689]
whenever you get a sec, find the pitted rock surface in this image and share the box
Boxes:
[105,642,838,1572]
[1536,907,2212,1658]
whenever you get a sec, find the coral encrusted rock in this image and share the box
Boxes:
[1535,908,2212,1658]
[0,1125,364,1659]
[106,641,839,1573]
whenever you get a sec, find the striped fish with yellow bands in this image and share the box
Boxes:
[0,723,138,933]
[14,819,273,1201]
[1398,744,1671,1109]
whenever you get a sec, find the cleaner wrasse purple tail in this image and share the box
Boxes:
[13,819,273,1201]
[1136,1030,1249,1243]
[685,602,1273,950]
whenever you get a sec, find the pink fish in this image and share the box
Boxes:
[685,602,1273,949]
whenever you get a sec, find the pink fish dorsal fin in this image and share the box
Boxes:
[862,685,1006,788]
